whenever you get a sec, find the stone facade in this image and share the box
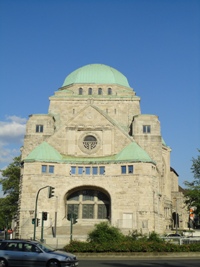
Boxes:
[17,64,186,245]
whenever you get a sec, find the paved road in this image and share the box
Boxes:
[79,259,200,267]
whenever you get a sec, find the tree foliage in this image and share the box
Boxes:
[184,149,200,215]
[0,156,21,229]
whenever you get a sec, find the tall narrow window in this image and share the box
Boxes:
[143,125,151,133]
[88,88,92,95]
[98,88,102,95]
[98,204,109,219]
[99,166,105,175]
[79,88,83,95]
[85,167,91,175]
[108,88,112,95]
[71,166,76,175]
[36,125,43,133]
[78,167,83,175]
[82,204,94,219]
[49,166,54,173]
[128,165,133,174]
[68,204,79,217]
[42,165,47,173]
[92,167,98,175]
[121,166,126,174]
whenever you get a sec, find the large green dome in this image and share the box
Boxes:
[62,64,130,88]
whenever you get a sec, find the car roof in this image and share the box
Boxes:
[2,239,39,245]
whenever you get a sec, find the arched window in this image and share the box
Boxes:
[67,189,110,219]
[79,88,83,95]
[108,88,112,95]
[88,88,92,95]
[98,88,102,95]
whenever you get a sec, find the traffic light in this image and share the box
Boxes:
[72,214,78,224]
[32,218,40,226]
[42,212,48,221]
[67,213,78,224]
[67,213,71,221]
[48,186,55,198]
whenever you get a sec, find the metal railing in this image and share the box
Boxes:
[162,236,200,245]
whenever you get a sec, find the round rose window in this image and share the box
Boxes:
[83,135,97,150]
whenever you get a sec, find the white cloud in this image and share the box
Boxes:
[6,115,27,124]
[0,115,26,143]
[0,116,27,168]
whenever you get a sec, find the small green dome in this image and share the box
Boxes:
[62,64,130,88]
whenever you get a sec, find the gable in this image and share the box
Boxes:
[47,104,132,157]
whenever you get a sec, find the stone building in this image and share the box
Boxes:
[17,64,185,245]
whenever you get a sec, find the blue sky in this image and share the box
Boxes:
[0,0,199,195]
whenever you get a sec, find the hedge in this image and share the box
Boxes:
[63,240,200,253]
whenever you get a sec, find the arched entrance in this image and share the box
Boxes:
[66,187,111,220]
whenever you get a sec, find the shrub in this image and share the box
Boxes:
[64,240,95,252]
[87,222,124,244]
[64,239,200,253]
[125,230,145,241]
[148,231,164,243]
[63,223,200,253]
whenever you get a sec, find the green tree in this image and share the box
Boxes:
[184,149,200,216]
[0,156,21,229]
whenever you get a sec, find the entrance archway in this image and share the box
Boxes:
[66,187,111,220]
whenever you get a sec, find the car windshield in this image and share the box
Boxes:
[37,243,55,252]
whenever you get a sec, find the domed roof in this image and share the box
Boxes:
[62,64,130,88]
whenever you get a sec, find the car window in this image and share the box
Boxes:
[0,242,5,249]
[24,243,33,252]
[37,243,54,252]
[24,243,40,253]
[5,242,23,251]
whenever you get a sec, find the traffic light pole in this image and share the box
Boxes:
[40,216,44,243]
[70,217,73,242]
[33,186,50,240]
[68,213,77,242]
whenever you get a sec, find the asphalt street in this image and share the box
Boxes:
[79,259,200,267]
